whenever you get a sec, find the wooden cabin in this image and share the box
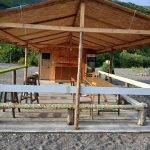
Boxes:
[40,48,95,82]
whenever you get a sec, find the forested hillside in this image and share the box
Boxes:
[0,0,150,67]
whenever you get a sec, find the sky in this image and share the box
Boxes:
[119,0,150,6]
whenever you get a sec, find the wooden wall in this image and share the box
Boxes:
[40,47,95,82]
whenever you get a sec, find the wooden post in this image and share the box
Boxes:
[67,108,74,125]
[109,50,113,83]
[24,47,28,82]
[125,82,129,88]
[98,94,100,115]
[38,51,41,80]
[12,70,16,85]
[137,104,147,126]
[74,2,85,130]
[117,94,121,116]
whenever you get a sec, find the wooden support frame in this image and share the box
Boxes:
[74,2,85,130]
[0,23,150,35]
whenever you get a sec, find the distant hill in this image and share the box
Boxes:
[112,0,150,15]
[0,0,47,10]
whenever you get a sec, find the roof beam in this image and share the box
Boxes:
[0,23,150,35]
[114,38,150,50]
[97,38,150,53]
[32,43,99,49]
[0,29,38,50]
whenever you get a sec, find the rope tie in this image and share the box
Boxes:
[20,5,27,35]
[129,10,137,30]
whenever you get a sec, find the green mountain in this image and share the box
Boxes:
[112,0,150,15]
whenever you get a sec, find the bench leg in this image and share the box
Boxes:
[3,92,7,112]
[137,108,147,126]
[67,108,74,125]
[11,92,15,118]
[98,94,100,115]
[117,95,121,116]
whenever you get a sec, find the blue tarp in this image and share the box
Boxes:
[0,0,48,10]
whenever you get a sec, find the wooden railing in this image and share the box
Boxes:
[0,66,27,84]
[0,84,149,126]
[99,70,150,88]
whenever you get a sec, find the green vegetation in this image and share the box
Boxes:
[0,42,38,66]
[96,48,150,68]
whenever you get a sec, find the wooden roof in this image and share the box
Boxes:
[0,0,150,52]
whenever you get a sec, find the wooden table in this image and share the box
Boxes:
[85,77,115,87]
[84,77,120,115]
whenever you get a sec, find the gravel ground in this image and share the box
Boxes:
[0,133,150,150]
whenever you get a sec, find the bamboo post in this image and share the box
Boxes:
[74,2,85,130]
[109,50,113,83]
[38,51,41,80]
[24,47,28,82]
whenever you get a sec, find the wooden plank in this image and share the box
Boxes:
[74,2,85,130]
[99,70,150,88]
[1,85,150,95]
[0,23,150,35]
[0,66,25,74]
[0,85,75,93]
[121,95,140,105]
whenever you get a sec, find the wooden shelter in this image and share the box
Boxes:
[0,0,150,82]
[0,0,150,129]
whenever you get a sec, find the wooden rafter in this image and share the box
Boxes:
[0,29,38,50]
[29,32,68,43]
[72,36,104,49]
[33,35,68,44]
[25,31,66,41]
[114,38,150,50]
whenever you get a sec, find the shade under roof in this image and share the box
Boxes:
[0,0,150,53]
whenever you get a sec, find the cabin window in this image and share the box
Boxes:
[42,53,50,60]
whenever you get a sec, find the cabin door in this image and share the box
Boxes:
[86,54,96,73]
[40,52,51,80]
